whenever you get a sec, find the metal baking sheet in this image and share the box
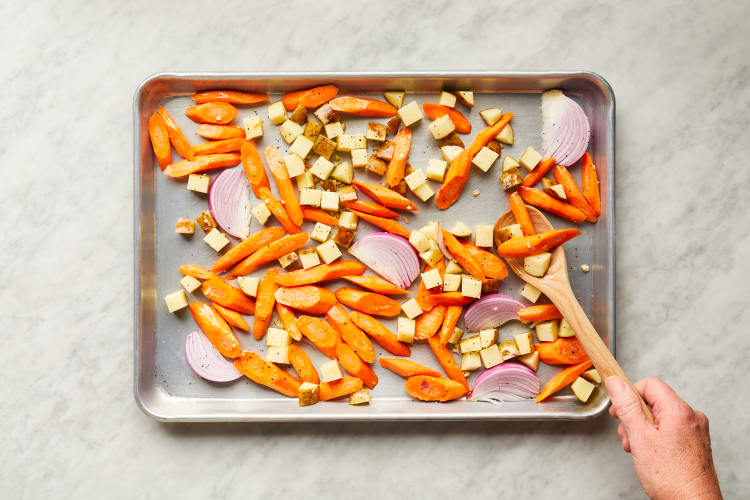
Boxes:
[134,72,615,421]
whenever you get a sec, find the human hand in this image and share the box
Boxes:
[606,376,722,500]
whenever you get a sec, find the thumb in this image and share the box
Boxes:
[606,376,647,433]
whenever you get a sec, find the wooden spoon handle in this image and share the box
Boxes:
[551,290,654,424]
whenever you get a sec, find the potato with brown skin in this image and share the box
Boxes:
[303,121,322,140]
[289,104,307,124]
[313,103,340,124]
[438,132,465,148]
[486,139,503,155]
[367,122,387,142]
[196,211,217,233]
[320,179,338,192]
[481,278,500,295]
[367,155,387,176]
[312,135,336,159]
[500,168,523,190]
[374,141,395,161]
[386,116,400,135]
[334,227,356,248]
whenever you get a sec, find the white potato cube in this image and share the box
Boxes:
[338,211,358,230]
[559,318,576,338]
[296,171,315,190]
[498,341,520,361]
[518,351,540,371]
[266,327,291,347]
[351,149,367,168]
[536,320,559,342]
[336,134,356,152]
[351,134,366,149]
[445,261,463,274]
[472,146,499,172]
[243,116,263,140]
[480,107,502,126]
[164,290,188,313]
[253,202,272,224]
[514,332,534,355]
[338,186,357,202]
[479,328,498,348]
[520,283,542,303]
[298,381,319,406]
[549,184,567,200]
[203,228,230,252]
[180,275,202,294]
[320,359,343,382]
[441,145,464,162]
[266,347,290,365]
[438,91,457,108]
[267,101,287,125]
[461,276,482,298]
[400,298,423,319]
[442,273,461,292]
[404,169,427,191]
[571,377,595,403]
[501,156,520,173]
[310,222,332,242]
[456,91,474,107]
[299,188,322,207]
[384,91,405,108]
[284,153,306,178]
[409,230,431,253]
[330,161,353,183]
[397,317,416,343]
[421,268,443,289]
[449,221,472,238]
[419,248,442,267]
[325,121,344,139]
[289,135,314,159]
[310,157,335,180]
[496,123,514,145]
[461,352,482,371]
[524,252,552,277]
[426,159,447,182]
[459,334,482,353]
[582,369,602,384]
[237,276,259,297]
[449,327,464,344]
[186,174,210,193]
[280,119,303,143]
[299,248,321,269]
[320,191,339,211]
[349,388,372,405]
[413,183,434,202]
[480,344,503,369]
[497,223,523,242]
[316,240,341,264]
[428,114,455,140]
[475,224,493,248]
[398,101,423,127]
[519,146,542,171]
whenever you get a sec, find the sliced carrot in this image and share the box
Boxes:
[211,301,250,332]
[580,152,601,217]
[302,206,339,225]
[341,275,409,295]
[461,241,508,280]
[230,233,308,276]
[536,360,593,402]
[521,157,556,188]
[427,335,469,391]
[265,146,303,226]
[192,90,269,105]
[179,264,223,281]
[329,96,398,117]
[341,200,399,219]
[405,375,467,402]
[415,304,446,340]
[537,338,589,365]
[325,304,376,363]
[425,293,475,307]
[554,164,598,222]
[240,141,270,198]
[385,126,412,188]
[438,305,463,344]
[496,228,582,258]
[274,286,337,316]
[282,84,338,111]
[319,377,363,401]
[518,304,562,323]
[517,186,586,223]
[275,260,366,287]
[336,343,378,389]
[352,180,418,211]
[288,344,319,384]
[350,209,410,238]
[201,279,256,315]
[157,106,193,160]
[281,88,308,111]
[234,351,301,398]
[185,102,237,125]
[212,227,286,273]
[148,112,171,170]
[163,153,241,178]
[379,358,441,378]
[191,137,244,156]
[296,315,339,358]
[441,229,484,280]
[257,186,301,234]
[416,259,445,312]
[196,124,246,140]
[253,268,279,340]
[509,191,536,236]
[188,302,242,358]
[422,103,472,134]
[335,287,401,317]
[276,302,302,341]
[349,311,411,357]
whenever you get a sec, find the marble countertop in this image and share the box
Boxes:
[2,0,748,498]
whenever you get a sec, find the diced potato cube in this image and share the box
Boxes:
[266,328,291,347]
[456,91,474,107]
[351,134,366,149]
[279,119,303,144]
[438,91,457,108]
[439,132,464,148]
[518,351,539,371]
[475,224,493,248]
[459,334,482,353]
[310,157,335,180]
[350,149,368,168]
[428,114,455,140]
[440,145,463,162]
[448,221,472,238]
[311,135,336,160]
[549,184,567,200]
[419,248,442,267]
[289,134,314,159]
[502,155,521,172]
[496,223,523,243]
[338,186,357,203]
[480,107,503,126]
[536,320,559,342]
[421,268,443,290]
[366,122,387,142]
[472,146,499,172]
[486,140,503,156]
[445,261,463,274]
[397,317,416,343]
[338,211,358,229]
[243,116,263,140]
[500,168,523,190]
[349,388,371,405]
[336,134,356,152]
[398,101,423,127]
[571,377,596,403]
[298,248,320,269]
[180,275,202,294]
[425,159,447,182]
[324,121,344,139]
[514,332,534,355]
[196,211,217,233]
[461,352,482,371]
[524,252,552,277]
[316,240,341,264]
[448,327,464,344]
[413,183,434,202]
[284,153,306,178]
[278,251,300,269]
[409,230,431,253]
[237,276,259,297]
[400,299,423,319]
[461,276,482,298]
[320,191,339,211]
[175,217,195,234]
[164,290,188,313]
[482,278,499,295]
[299,188,322,207]
[314,103,339,125]
[443,273,461,292]
[559,318,576,338]
[519,146,542,171]
[520,282,542,303]
[303,121,323,140]
[288,104,307,125]
[384,90,405,108]
[480,344,503,369]
[366,155,388,176]
[374,141,395,161]
[496,123,514,145]
[479,328,498,348]
[267,100,287,125]
[203,228,230,252]
[404,169,427,191]
[322,179,339,192]
[333,227,356,248]
[582,369,602,384]
[310,222,332,242]
[320,360,342,383]
[498,340,520,361]
[298,381,320,406]
[386,116,400,135]
[296,171,315,190]
[187,174,210,193]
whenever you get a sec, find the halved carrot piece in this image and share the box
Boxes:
[335,287,401,317]
[265,146,303,226]
[336,343,378,389]
[275,260,366,287]
[180,264,223,281]
[406,375,468,402]
[496,228,582,258]
[509,191,536,236]
[288,344,319,384]
[282,84,338,111]
[385,126,412,188]
[341,275,409,295]
[329,96,398,117]
[580,152,601,217]
[349,311,411,357]
[257,186,301,234]
[438,305,463,344]
[415,304,446,340]
[521,157,556,188]
[341,200,399,219]
[191,137,244,156]
[518,304,562,323]
[297,315,339,358]
[319,377,363,401]
[422,103,472,134]
[517,186,586,223]
[234,351,301,398]
[325,304,375,363]
[427,335,469,391]
[352,180,418,211]
[212,227,286,273]
[163,153,241,178]
[442,229,484,280]
[461,241,508,280]
[240,141,270,198]
[302,206,339,225]
[379,358,441,378]
[276,302,302,341]
[148,112,171,170]
[553,164,598,222]
[230,233,309,276]
[189,302,242,358]
[275,286,337,316]
[196,124,246,140]
[192,90,269,105]
[537,338,589,365]
[253,268,280,340]
[157,105,193,160]
[211,301,250,332]
[202,279,256,315]
[185,102,238,124]
[416,259,445,312]
[536,360,592,402]
[349,209,410,238]
[425,293,475,307]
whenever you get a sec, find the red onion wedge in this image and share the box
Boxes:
[208,166,251,239]
[464,294,525,331]
[185,330,242,382]
[348,232,420,289]
[541,90,590,167]
[468,362,540,403]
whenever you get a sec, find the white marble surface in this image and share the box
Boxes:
[1,0,748,498]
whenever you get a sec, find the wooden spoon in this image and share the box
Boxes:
[496,206,653,423]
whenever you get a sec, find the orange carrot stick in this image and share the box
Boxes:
[352,181,418,211]
[461,241,508,280]
[275,261,366,287]
[537,338,589,365]
[240,141,270,198]
[496,228,582,258]
[264,146,303,226]
[274,286,337,315]
[302,206,339,225]
[416,259,445,312]
[422,103,472,134]
[157,105,193,160]
[325,304,376,363]
[509,191,536,236]
[350,209,410,238]
[518,304,562,323]
[438,305,463,344]
[415,304,446,340]
[288,344,319,384]
[441,229,485,280]
[319,377,363,401]
[335,287,401,317]
[230,233,308,276]
[405,375,468,402]
[580,152,601,217]
[202,279,256,315]
[341,275,409,295]
[276,302,302,341]
[536,360,593,402]
[148,112,171,170]
[163,153,241,178]
[282,84,339,110]
[212,227,286,273]
[234,351,301,398]
[196,124,246,140]
[191,137,244,156]
[253,268,279,340]
[553,164,598,222]
[189,302,242,358]
[211,301,250,332]
[257,186,301,234]
[336,343,378,389]
[349,311,411,357]
[192,90,269,105]
[521,157,556,188]
[427,335,469,391]
[329,96,398,117]
[341,200,399,219]
[385,126,412,188]
[179,264,223,281]
[379,358,442,378]
[425,293,475,307]
[185,102,238,124]
[517,186,586,223]
[297,315,339,358]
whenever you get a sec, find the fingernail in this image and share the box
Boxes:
[606,376,626,397]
